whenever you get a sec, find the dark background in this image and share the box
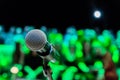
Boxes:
[0,0,120,32]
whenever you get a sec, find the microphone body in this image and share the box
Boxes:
[25,29,60,63]
[36,41,59,63]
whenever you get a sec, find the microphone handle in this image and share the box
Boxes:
[43,58,53,80]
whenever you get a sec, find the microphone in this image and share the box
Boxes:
[25,29,60,63]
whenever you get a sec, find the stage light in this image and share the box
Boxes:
[94,10,101,18]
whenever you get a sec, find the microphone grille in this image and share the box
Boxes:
[25,29,47,51]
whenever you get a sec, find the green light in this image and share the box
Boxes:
[21,41,30,54]
[92,40,102,48]
[112,50,119,63]
[116,38,120,48]
[48,33,63,44]
[14,37,30,54]
[14,64,23,70]
[116,68,120,78]
[0,58,8,67]
[48,32,57,43]
[94,61,103,69]
[69,37,77,46]
[0,76,7,80]
[74,74,81,80]
[76,50,83,58]
[62,43,76,62]
[98,34,111,48]
[17,71,23,77]
[34,66,43,76]
[77,29,84,42]
[109,44,118,54]
[21,44,30,54]
[49,62,66,80]
[2,73,8,78]
[24,66,43,79]
[98,68,105,75]
[55,33,63,42]
[62,66,78,80]
[92,40,106,56]
[0,45,15,54]
[77,30,84,36]
[78,62,89,73]
[76,41,83,58]
[103,37,111,48]
[97,68,105,80]
[62,39,83,62]
[0,45,15,67]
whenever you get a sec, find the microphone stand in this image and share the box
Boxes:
[36,42,56,80]
[43,58,53,80]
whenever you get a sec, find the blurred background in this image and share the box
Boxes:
[0,0,120,80]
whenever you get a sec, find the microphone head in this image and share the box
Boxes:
[25,29,47,51]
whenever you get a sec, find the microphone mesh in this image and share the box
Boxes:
[25,29,47,51]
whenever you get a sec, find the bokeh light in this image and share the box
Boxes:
[0,26,119,80]
[94,10,101,18]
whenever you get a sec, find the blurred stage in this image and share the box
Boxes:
[0,1,120,80]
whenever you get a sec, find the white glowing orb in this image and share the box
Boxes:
[10,66,19,74]
[94,10,101,18]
